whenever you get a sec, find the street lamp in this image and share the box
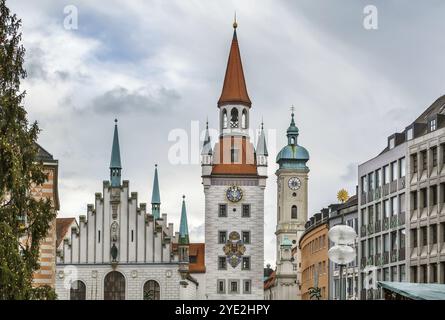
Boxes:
[328,224,357,300]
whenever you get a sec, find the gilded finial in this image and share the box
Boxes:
[233,12,238,29]
[337,189,349,203]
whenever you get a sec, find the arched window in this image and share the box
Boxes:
[70,280,86,300]
[143,280,160,300]
[104,271,125,300]
[223,109,228,129]
[290,137,295,145]
[241,109,247,128]
[230,108,239,128]
[291,205,298,219]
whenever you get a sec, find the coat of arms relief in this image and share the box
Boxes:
[223,231,246,268]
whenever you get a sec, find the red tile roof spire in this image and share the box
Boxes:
[217,20,251,108]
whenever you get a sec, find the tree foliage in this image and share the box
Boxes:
[0,0,56,299]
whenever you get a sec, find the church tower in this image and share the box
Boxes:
[275,111,310,300]
[201,21,267,300]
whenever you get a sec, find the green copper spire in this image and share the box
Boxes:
[276,109,309,170]
[151,164,161,219]
[110,119,122,187]
[286,111,299,145]
[179,195,189,245]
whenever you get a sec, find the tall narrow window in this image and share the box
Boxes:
[384,165,390,184]
[131,230,134,242]
[242,204,251,217]
[241,109,247,128]
[230,108,239,128]
[242,231,250,244]
[98,230,101,243]
[243,280,251,294]
[242,257,251,270]
[231,148,239,163]
[218,256,227,270]
[421,150,427,171]
[412,154,418,173]
[217,280,225,294]
[291,205,298,219]
[219,204,227,217]
[223,110,228,128]
[399,157,406,178]
[430,119,437,131]
[218,231,227,244]
[432,147,438,167]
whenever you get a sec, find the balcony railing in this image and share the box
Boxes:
[374,187,382,200]
[375,220,381,232]
[390,215,398,228]
[361,257,367,269]
[361,225,367,237]
[398,212,405,225]
[383,184,390,197]
[361,192,367,205]
[398,177,406,190]
[367,223,374,235]
[391,249,398,263]
[383,217,389,231]
[390,180,398,193]
[375,253,382,266]
[383,251,389,264]
[399,248,406,260]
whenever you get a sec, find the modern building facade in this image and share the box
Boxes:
[328,195,359,300]
[201,22,267,300]
[299,210,329,300]
[358,95,445,300]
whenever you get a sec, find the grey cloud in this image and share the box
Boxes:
[89,86,180,115]
[340,162,359,182]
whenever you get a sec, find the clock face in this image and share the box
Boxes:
[226,186,243,203]
[288,177,301,190]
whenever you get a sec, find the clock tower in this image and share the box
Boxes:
[274,111,310,300]
[201,21,267,300]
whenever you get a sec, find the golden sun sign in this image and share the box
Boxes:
[337,189,349,203]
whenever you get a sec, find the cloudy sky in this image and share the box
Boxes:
[9,0,445,266]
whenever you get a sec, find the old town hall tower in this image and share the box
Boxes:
[201,21,267,300]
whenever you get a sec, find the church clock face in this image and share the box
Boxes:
[226,186,243,203]
[288,177,301,190]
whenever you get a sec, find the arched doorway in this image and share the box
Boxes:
[143,280,160,300]
[70,280,86,300]
[104,271,125,300]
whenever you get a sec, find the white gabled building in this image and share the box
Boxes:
[55,120,199,300]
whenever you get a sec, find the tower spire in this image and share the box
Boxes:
[151,164,161,219]
[257,120,268,156]
[110,119,122,187]
[217,19,251,107]
[201,119,213,156]
[179,195,189,244]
